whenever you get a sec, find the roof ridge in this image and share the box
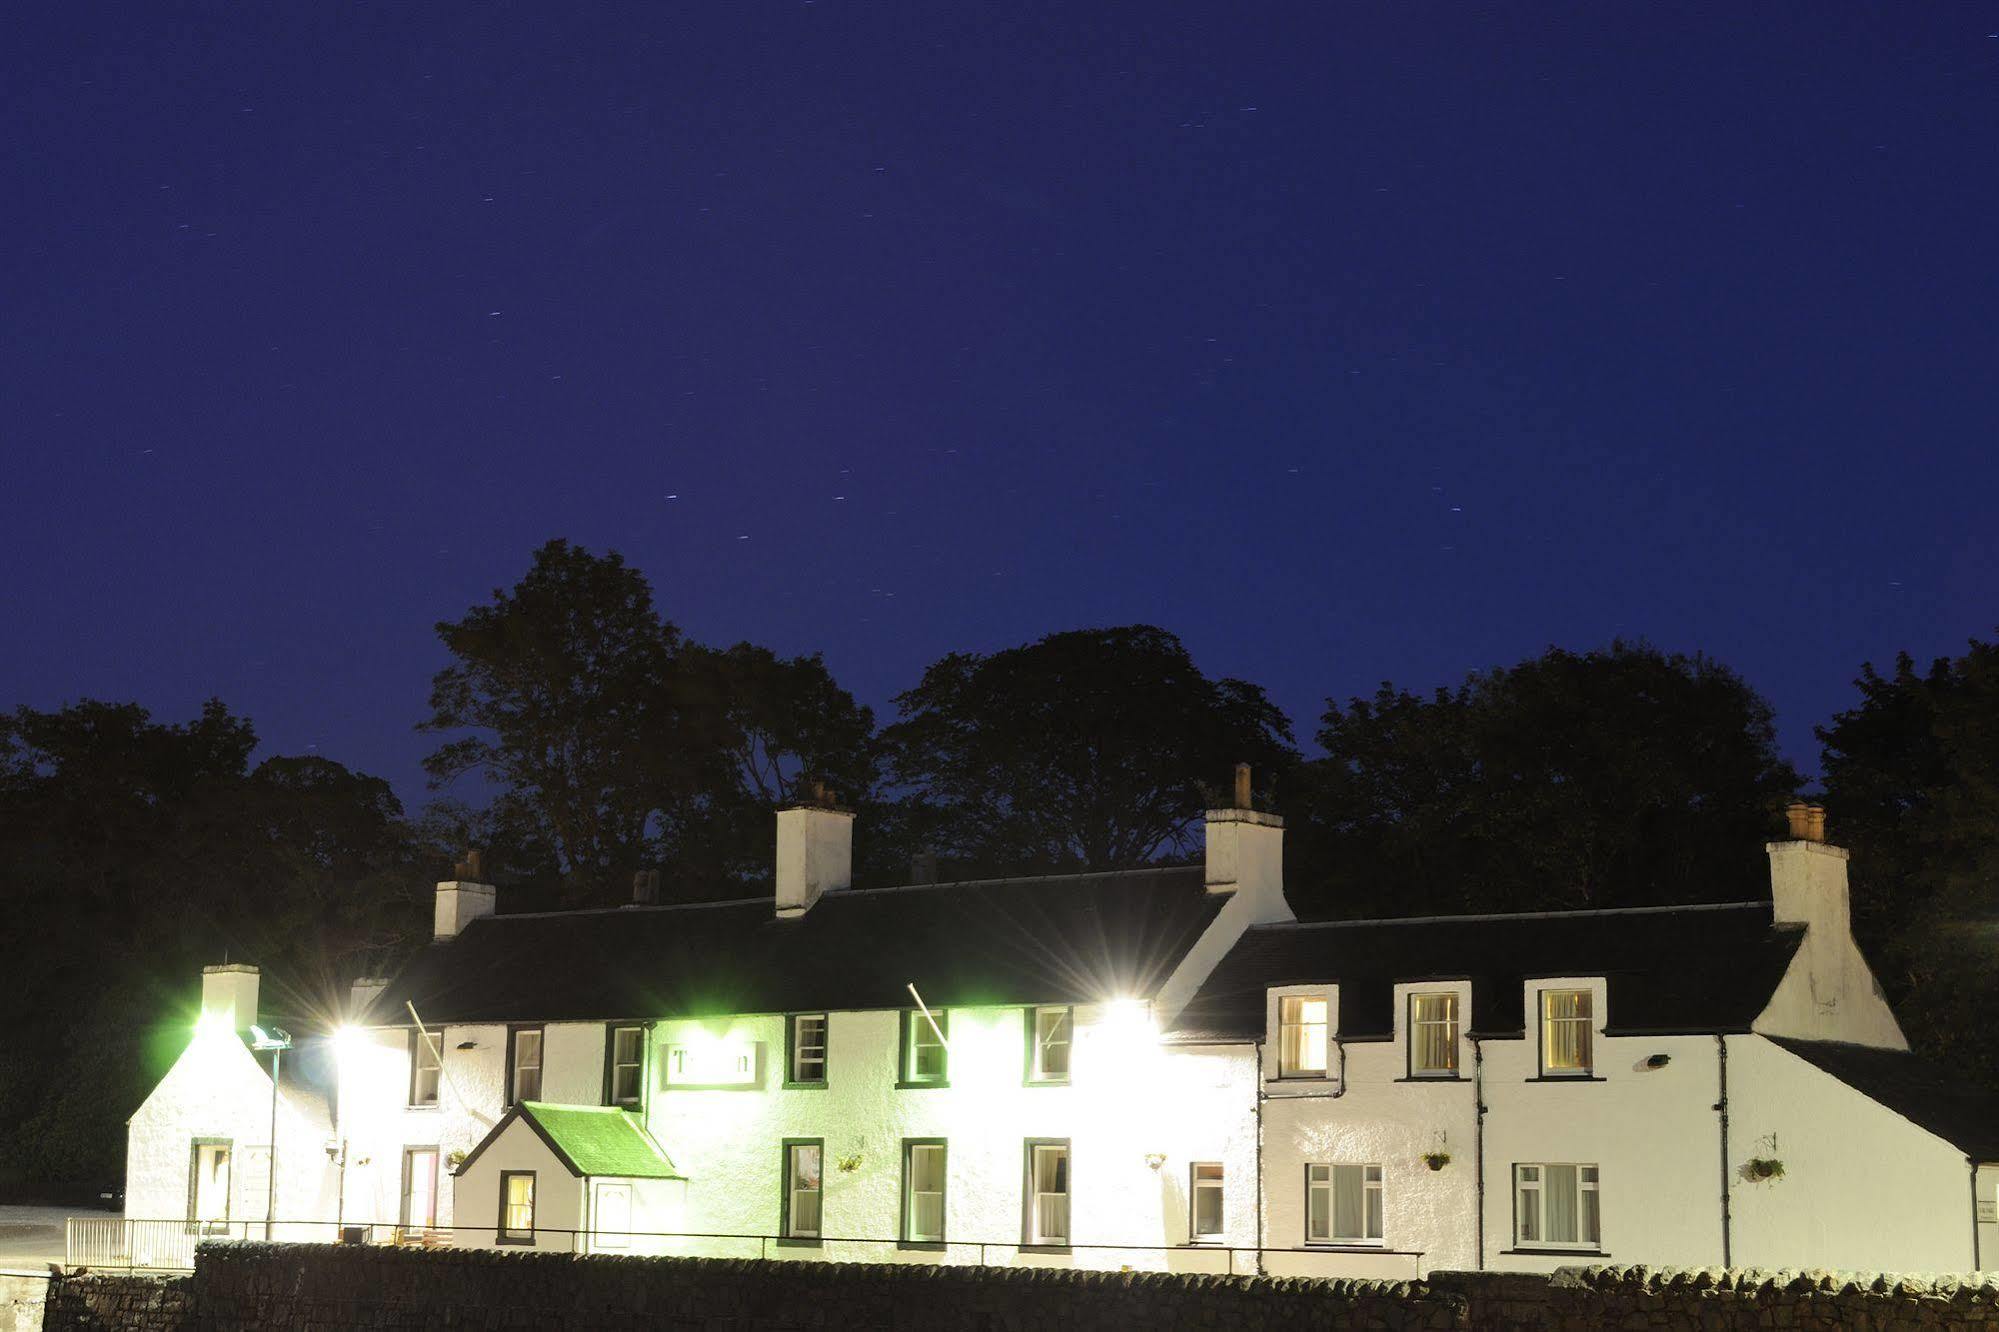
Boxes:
[1253,900,1770,932]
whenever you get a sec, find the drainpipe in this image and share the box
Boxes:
[1972,1161,1983,1272]
[1253,1039,1265,1276]
[1715,1035,1731,1268]
[1471,1035,1486,1270]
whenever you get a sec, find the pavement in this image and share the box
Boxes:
[0,1207,88,1269]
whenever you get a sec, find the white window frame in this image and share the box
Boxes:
[508,1026,543,1105]
[408,1029,441,1107]
[1305,1162,1384,1245]
[1532,979,1603,1078]
[1513,1163,1601,1250]
[607,1024,644,1107]
[789,1013,828,1086]
[902,1140,947,1244]
[783,1140,824,1240]
[1189,1162,1225,1242]
[1266,985,1336,1083]
[1024,1140,1071,1247]
[1029,1006,1073,1083]
[902,1009,948,1086]
[1397,981,1469,1079]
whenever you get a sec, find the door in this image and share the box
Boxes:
[592,1181,633,1251]
[401,1148,439,1229]
[190,1141,232,1233]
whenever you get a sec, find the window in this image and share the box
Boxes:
[592,1181,631,1251]
[1028,1006,1072,1083]
[1306,1163,1384,1245]
[186,1140,231,1233]
[783,1140,824,1240]
[1189,1163,1225,1242]
[901,1140,947,1244]
[788,1014,828,1087]
[900,1009,948,1086]
[1539,990,1593,1076]
[1514,1164,1600,1249]
[498,1170,536,1244]
[605,1025,644,1107]
[1409,992,1459,1077]
[408,1030,441,1107]
[400,1147,439,1229]
[1278,995,1330,1078]
[507,1027,543,1105]
[1024,1141,1070,1246]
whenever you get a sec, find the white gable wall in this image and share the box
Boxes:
[451,1115,581,1251]
[1727,1034,1976,1272]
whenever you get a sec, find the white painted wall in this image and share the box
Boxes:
[1728,1035,1977,1272]
[451,1116,580,1251]
[638,1003,1259,1272]
[126,1024,337,1239]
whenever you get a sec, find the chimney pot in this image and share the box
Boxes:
[631,869,660,906]
[1233,762,1253,810]
[910,851,938,885]
[1806,803,1827,843]
[454,848,484,880]
[1784,801,1815,842]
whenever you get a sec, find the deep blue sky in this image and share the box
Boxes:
[4,5,1995,806]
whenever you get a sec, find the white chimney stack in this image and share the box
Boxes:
[434,848,497,941]
[1204,763,1290,924]
[201,964,261,1032]
[349,976,392,1021]
[776,783,854,918]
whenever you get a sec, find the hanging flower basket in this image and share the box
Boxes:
[1745,1157,1785,1182]
[1422,1151,1452,1172]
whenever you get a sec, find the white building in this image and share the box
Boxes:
[125,784,1998,1274]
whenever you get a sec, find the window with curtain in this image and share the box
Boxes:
[1190,1163,1224,1240]
[1278,995,1330,1077]
[498,1171,536,1244]
[1514,1163,1600,1248]
[1539,990,1593,1075]
[1026,1142,1070,1245]
[1409,992,1459,1076]
[902,1010,948,1085]
[903,1141,947,1242]
[784,1142,823,1238]
[1305,1163,1383,1244]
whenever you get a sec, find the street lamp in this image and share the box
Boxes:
[249,1025,292,1242]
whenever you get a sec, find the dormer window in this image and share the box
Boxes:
[1408,993,1460,1077]
[1278,995,1330,1078]
[1539,989,1594,1076]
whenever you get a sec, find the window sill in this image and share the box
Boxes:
[404,1103,441,1111]
[898,1240,947,1252]
[781,1081,828,1092]
[1524,1074,1606,1083]
[774,1237,823,1249]
[1393,1075,1464,1084]
[895,1080,951,1091]
[1303,1242,1390,1252]
[1024,1078,1071,1088]
[1502,1247,1608,1258]
[1019,1244,1073,1255]
[495,1235,535,1247]
[1181,1240,1227,1248]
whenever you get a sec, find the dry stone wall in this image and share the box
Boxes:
[36,1243,1999,1330]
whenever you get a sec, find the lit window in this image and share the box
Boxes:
[784,1141,823,1239]
[1306,1163,1383,1245]
[606,1025,643,1107]
[1409,993,1459,1077]
[187,1140,232,1234]
[789,1014,828,1086]
[903,1141,947,1243]
[1029,1006,1072,1083]
[1025,1141,1070,1246]
[408,1030,441,1107]
[498,1171,536,1244]
[1190,1163,1225,1241]
[901,1009,948,1086]
[1278,995,1330,1078]
[1539,990,1593,1076]
[508,1027,542,1105]
[400,1147,439,1229]
[1515,1163,1600,1248]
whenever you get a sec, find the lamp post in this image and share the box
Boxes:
[249,1025,293,1242]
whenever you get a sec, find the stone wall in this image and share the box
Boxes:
[35,1243,1999,1330]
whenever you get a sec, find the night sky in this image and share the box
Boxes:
[5,5,1996,804]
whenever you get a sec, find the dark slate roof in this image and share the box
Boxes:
[368,864,1222,1026]
[1770,1037,1999,1162]
[1167,900,1803,1044]
[457,1102,685,1180]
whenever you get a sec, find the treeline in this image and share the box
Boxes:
[2,538,1993,1190]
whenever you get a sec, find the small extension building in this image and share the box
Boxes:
[125,781,1999,1275]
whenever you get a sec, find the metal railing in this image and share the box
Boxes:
[65,1217,1425,1278]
